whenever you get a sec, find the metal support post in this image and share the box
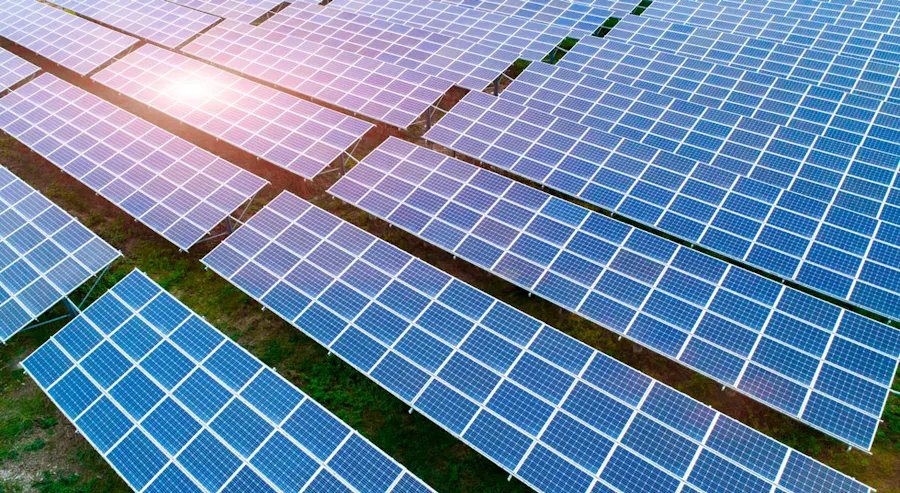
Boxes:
[493,76,500,96]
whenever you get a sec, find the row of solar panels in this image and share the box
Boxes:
[0,0,897,492]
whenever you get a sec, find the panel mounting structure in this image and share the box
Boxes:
[23,269,434,493]
[0,74,269,250]
[0,166,120,342]
[203,189,875,493]
[91,44,374,180]
[0,0,138,76]
[329,137,900,451]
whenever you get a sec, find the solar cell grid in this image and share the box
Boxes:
[0,48,38,94]
[329,136,900,451]
[0,74,268,250]
[556,36,900,147]
[0,165,120,343]
[91,44,373,179]
[22,269,434,493]
[704,0,900,13]
[167,0,283,23]
[634,3,900,70]
[502,60,900,198]
[48,0,220,49]
[437,0,618,36]
[0,0,137,76]
[180,20,453,129]
[639,0,900,32]
[327,0,571,61]
[606,16,900,115]
[649,0,900,23]
[204,188,876,492]
[260,3,520,91]
[423,89,900,323]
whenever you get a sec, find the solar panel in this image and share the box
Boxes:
[502,62,900,203]
[22,269,434,493]
[327,0,571,61]
[0,74,268,250]
[640,0,900,32]
[0,166,120,343]
[329,136,900,451]
[180,21,454,129]
[91,45,373,179]
[556,36,900,144]
[203,189,877,493]
[606,16,900,103]
[0,47,38,93]
[0,0,138,76]
[259,3,520,91]
[438,0,618,36]
[423,89,900,323]
[628,5,900,77]
[47,0,220,49]
[702,0,900,14]
[167,0,283,23]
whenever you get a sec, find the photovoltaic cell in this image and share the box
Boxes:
[606,15,900,102]
[203,189,875,493]
[0,48,38,93]
[0,0,137,76]
[23,269,433,493]
[329,137,900,451]
[637,0,900,66]
[503,61,900,199]
[0,74,268,250]
[638,0,900,28]
[92,44,373,179]
[439,0,619,36]
[424,85,900,327]
[181,20,454,129]
[167,0,283,23]
[48,0,220,49]
[327,0,571,61]
[556,36,900,147]
[0,165,120,343]
[259,3,520,91]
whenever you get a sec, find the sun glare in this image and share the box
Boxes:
[169,80,208,101]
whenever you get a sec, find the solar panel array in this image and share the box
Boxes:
[167,0,284,23]
[48,0,220,49]
[92,45,373,179]
[606,15,900,103]
[639,0,900,25]
[0,166,120,343]
[329,136,900,450]
[425,77,900,323]
[0,74,268,250]
[327,0,572,61]
[23,269,434,493]
[181,20,454,129]
[0,47,38,93]
[556,36,900,141]
[501,60,900,193]
[637,0,900,65]
[697,0,900,16]
[0,0,138,76]
[203,190,876,493]
[259,3,520,91]
[438,0,618,36]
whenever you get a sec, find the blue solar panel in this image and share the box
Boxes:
[0,74,268,250]
[23,270,433,493]
[423,84,900,325]
[329,137,900,451]
[202,189,875,492]
[327,0,571,61]
[0,48,38,93]
[681,0,900,18]
[0,166,120,343]
[606,15,900,102]
[440,0,620,36]
[639,0,900,66]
